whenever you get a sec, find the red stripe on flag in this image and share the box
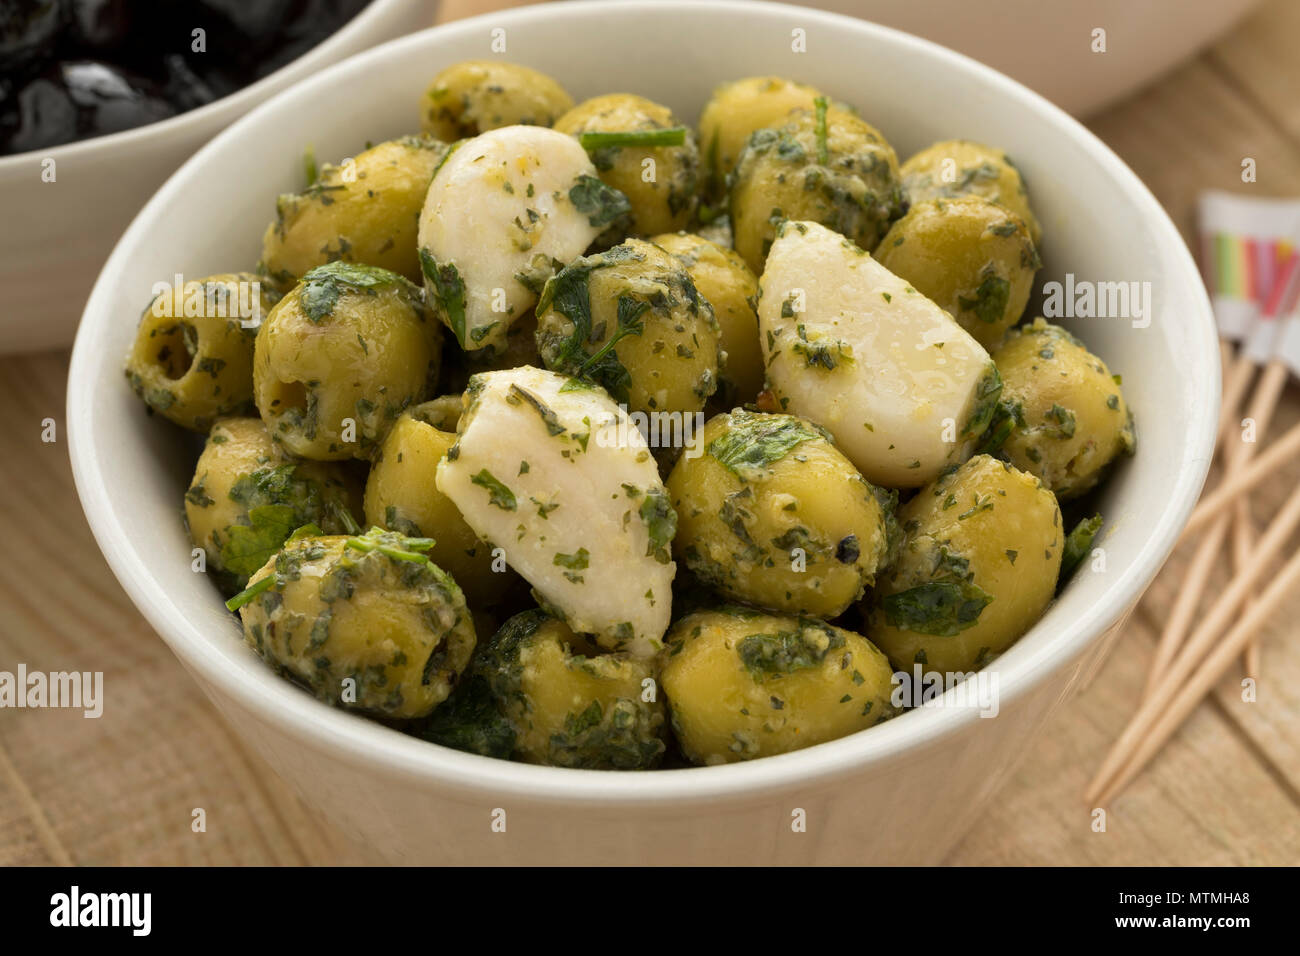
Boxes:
[1262,250,1300,319]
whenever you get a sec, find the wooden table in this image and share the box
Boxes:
[2,1,1298,867]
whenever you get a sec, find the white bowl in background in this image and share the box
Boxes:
[785,0,1263,117]
[68,0,1218,865]
[0,0,439,356]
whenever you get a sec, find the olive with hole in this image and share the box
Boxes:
[125,272,275,432]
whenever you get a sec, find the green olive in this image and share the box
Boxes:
[456,609,666,768]
[730,105,905,273]
[901,139,1041,244]
[236,528,477,720]
[661,607,897,765]
[991,319,1135,499]
[125,273,275,432]
[254,262,441,460]
[697,75,827,196]
[535,238,721,417]
[652,231,763,406]
[261,136,450,286]
[667,410,894,618]
[412,393,465,433]
[555,94,699,236]
[867,454,1062,676]
[363,405,515,606]
[420,60,574,140]
[185,417,359,594]
[875,197,1039,350]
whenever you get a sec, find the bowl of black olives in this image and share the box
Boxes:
[0,0,439,353]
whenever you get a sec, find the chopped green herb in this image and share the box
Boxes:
[225,574,275,612]
[881,579,993,637]
[508,383,565,436]
[813,96,829,166]
[419,248,468,346]
[471,469,517,511]
[300,261,409,324]
[708,409,821,478]
[737,620,844,680]
[578,127,687,150]
[553,548,590,570]
[569,174,631,228]
[957,273,1010,325]
[1059,514,1102,587]
[303,144,318,187]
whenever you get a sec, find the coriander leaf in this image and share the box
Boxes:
[220,504,297,578]
[415,671,515,759]
[639,489,677,560]
[569,174,631,228]
[419,248,467,346]
[553,548,590,570]
[573,294,648,402]
[708,410,822,479]
[471,469,517,511]
[881,579,992,637]
[957,273,1010,325]
[737,621,844,680]
[299,261,412,324]
[962,364,1004,439]
[1046,402,1077,439]
[976,399,1024,455]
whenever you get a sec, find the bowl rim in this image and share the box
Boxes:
[68,0,1219,806]
[0,0,417,170]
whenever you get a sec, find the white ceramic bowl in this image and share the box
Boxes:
[0,0,439,355]
[68,0,1219,865]
[787,0,1263,117]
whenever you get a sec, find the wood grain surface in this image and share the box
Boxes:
[1,0,1297,866]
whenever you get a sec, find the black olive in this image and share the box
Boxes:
[0,75,76,154]
[0,0,373,152]
[66,59,175,134]
[162,54,216,111]
[0,59,175,153]
[67,0,131,53]
[0,0,67,80]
